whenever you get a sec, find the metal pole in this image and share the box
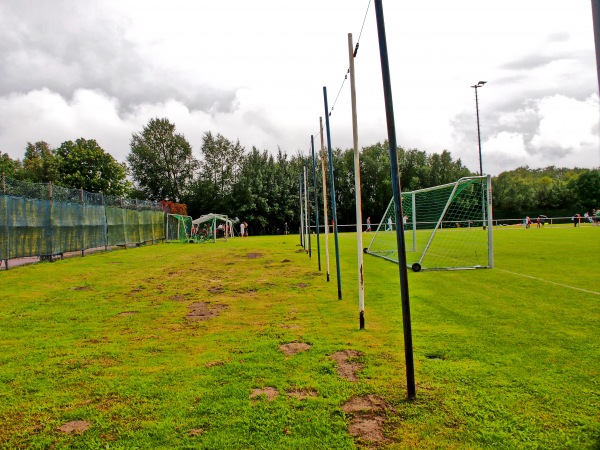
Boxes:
[80,188,85,257]
[486,174,494,268]
[591,0,600,165]
[323,86,343,300]
[474,86,483,176]
[374,0,416,400]
[320,117,331,282]
[304,162,311,257]
[311,136,322,271]
[299,172,304,248]
[349,32,365,329]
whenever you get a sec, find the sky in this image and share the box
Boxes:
[0,0,598,176]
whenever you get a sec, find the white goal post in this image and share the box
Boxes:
[365,175,493,271]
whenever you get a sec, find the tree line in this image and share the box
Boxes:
[2,117,599,233]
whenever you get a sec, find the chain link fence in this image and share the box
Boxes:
[1,174,165,266]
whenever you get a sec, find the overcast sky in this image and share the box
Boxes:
[0,0,598,175]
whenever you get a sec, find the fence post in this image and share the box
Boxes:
[101,193,108,252]
[48,182,56,260]
[136,199,141,246]
[121,197,127,249]
[2,172,7,269]
[80,188,85,257]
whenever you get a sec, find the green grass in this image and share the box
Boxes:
[1,227,599,449]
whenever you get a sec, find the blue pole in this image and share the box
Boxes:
[298,172,303,247]
[323,86,342,300]
[311,136,322,271]
[374,0,416,400]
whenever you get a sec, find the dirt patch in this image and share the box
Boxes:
[342,395,390,446]
[331,350,363,382]
[170,295,186,301]
[117,311,138,317]
[279,342,312,356]
[250,387,278,402]
[287,389,318,399]
[57,420,91,434]
[189,428,204,436]
[246,253,264,259]
[208,286,224,295]
[205,360,227,368]
[73,286,93,291]
[186,302,228,321]
[294,283,308,289]
[281,259,292,263]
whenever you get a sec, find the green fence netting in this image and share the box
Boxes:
[0,176,165,261]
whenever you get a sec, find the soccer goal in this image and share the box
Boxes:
[166,214,193,243]
[364,175,493,271]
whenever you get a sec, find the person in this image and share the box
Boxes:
[240,221,245,237]
[243,221,249,237]
[284,222,289,235]
[387,216,393,231]
[594,209,600,226]
[403,215,408,227]
[572,213,581,227]
[524,216,531,229]
[536,216,541,228]
[366,217,371,232]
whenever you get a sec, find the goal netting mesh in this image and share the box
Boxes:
[365,176,493,271]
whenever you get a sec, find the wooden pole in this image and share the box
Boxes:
[349,32,366,329]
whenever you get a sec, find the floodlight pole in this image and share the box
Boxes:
[323,86,343,300]
[374,0,416,400]
[311,136,322,271]
[471,81,486,176]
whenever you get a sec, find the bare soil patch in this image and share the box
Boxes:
[281,259,292,263]
[189,428,204,436]
[57,420,91,434]
[279,342,312,356]
[73,286,93,291]
[170,295,186,301]
[208,286,224,295]
[331,350,363,382]
[246,253,264,259]
[117,311,138,317]
[342,395,390,446]
[250,387,278,402]
[287,389,318,399]
[186,302,228,321]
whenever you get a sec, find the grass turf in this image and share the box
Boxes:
[0,226,599,449]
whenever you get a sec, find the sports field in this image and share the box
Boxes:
[1,226,598,449]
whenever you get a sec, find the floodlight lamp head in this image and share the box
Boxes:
[478,81,487,86]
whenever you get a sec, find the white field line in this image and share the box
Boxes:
[497,268,600,295]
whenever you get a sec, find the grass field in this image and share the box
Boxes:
[1,226,599,449]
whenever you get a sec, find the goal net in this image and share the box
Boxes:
[365,176,493,271]
[166,214,193,243]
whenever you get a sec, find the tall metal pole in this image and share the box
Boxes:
[591,0,600,166]
[323,86,343,300]
[471,81,486,175]
[299,172,304,247]
[374,0,416,400]
[311,136,322,271]
[349,32,365,329]
[320,117,331,282]
[304,162,311,257]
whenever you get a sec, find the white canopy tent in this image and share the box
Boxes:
[192,213,235,242]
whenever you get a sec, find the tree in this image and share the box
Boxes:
[22,141,58,183]
[128,118,197,201]
[55,138,130,196]
[0,152,22,179]
[571,169,600,210]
